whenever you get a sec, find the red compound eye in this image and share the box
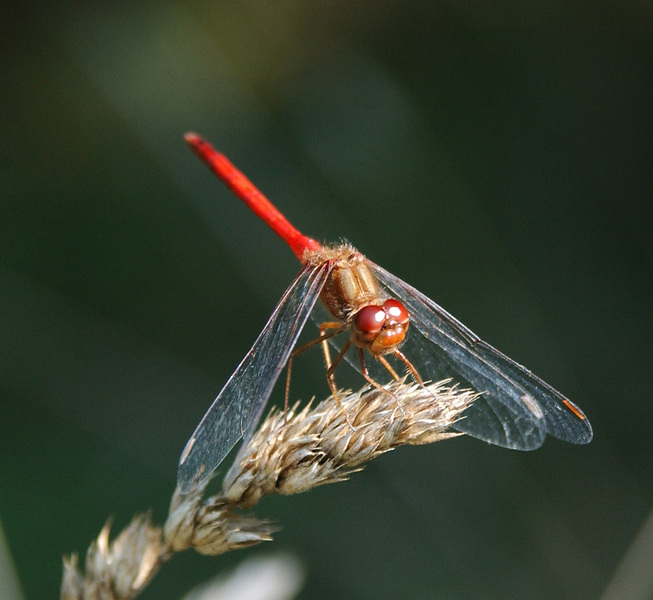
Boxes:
[383,299,409,325]
[354,305,385,336]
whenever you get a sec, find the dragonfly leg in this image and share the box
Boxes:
[361,350,405,416]
[326,340,357,430]
[317,321,344,369]
[392,349,424,386]
[284,322,345,421]
[376,354,401,381]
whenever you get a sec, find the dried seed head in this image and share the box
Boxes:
[61,554,83,600]
[61,515,164,600]
[222,379,477,507]
[164,481,277,557]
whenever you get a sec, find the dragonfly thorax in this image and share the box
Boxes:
[309,245,382,322]
[307,244,410,355]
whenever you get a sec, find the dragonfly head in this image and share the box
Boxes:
[351,298,409,355]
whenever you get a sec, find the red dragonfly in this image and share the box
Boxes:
[177,133,592,493]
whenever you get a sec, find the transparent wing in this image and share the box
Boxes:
[366,260,593,450]
[177,261,333,493]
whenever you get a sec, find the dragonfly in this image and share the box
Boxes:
[177,133,593,493]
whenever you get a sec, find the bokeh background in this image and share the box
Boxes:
[2,2,652,599]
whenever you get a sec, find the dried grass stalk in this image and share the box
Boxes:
[61,379,477,600]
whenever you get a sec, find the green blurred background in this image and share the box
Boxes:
[2,2,652,599]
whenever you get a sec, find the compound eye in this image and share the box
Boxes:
[353,305,385,336]
[383,299,409,325]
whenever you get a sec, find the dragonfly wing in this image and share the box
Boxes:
[177,261,333,493]
[368,261,592,449]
